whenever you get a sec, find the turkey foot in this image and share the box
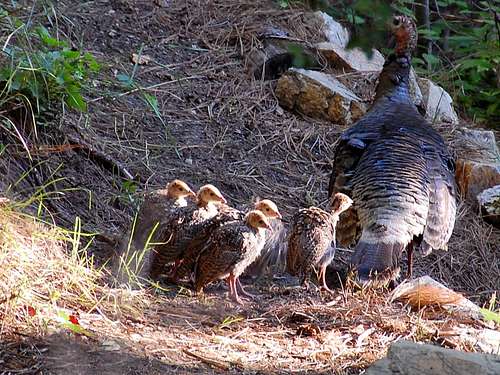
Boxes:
[226,273,246,305]
[318,265,335,294]
[236,278,256,299]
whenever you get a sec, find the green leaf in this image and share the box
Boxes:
[36,26,67,48]
[423,53,441,67]
[10,72,23,91]
[56,311,93,337]
[84,53,100,72]
[61,49,81,59]
[65,85,87,111]
[26,77,41,100]
[480,308,500,324]
[277,0,289,8]
[117,73,133,87]
[142,92,160,116]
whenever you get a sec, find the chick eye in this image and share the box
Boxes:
[393,18,400,26]
[210,192,215,197]
[259,220,264,224]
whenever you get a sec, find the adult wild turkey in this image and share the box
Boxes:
[328,16,457,285]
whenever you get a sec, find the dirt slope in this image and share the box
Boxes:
[0,1,498,374]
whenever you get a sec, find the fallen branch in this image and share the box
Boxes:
[66,133,139,182]
[182,349,231,371]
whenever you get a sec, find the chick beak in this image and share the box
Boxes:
[188,190,197,200]
[276,212,283,220]
[265,223,273,232]
[219,196,227,205]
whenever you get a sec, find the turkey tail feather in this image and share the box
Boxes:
[351,237,405,285]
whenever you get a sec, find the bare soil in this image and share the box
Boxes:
[0,1,498,374]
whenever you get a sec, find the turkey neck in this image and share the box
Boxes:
[196,200,218,216]
[328,211,341,226]
[171,196,188,207]
[372,54,412,106]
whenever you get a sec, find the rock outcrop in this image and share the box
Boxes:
[365,340,500,375]
[390,276,482,320]
[316,42,385,72]
[477,185,500,228]
[314,11,349,47]
[454,128,500,204]
[419,78,459,124]
[275,68,366,125]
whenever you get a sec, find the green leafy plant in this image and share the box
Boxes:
[116,45,167,130]
[0,8,99,115]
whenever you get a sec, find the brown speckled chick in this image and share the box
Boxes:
[170,199,282,283]
[149,184,227,279]
[194,210,272,304]
[131,180,196,248]
[287,192,353,292]
[115,179,196,286]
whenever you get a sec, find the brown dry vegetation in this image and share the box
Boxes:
[0,0,499,374]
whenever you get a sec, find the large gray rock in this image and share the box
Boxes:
[313,11,385,73]
[314,11,349,48]
[365,340,500,375]
[316,42,385,72]
[275,68,366,125]
[419,78,459,124]
[390,276,482,320]
[454,128,500,203]
[477,185,500,228]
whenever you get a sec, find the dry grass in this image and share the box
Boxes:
[0,201,147,336]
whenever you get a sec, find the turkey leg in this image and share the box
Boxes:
[226,273,244,305]
[236,278,256,299]
[406,242,414,279]
[319,265,335,294]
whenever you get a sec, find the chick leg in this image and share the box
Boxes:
[236,278,256,299]
[227,273,244,305]
[406,242,414,279]
[319,265,334,294]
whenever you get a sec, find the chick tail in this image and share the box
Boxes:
[350,232,405,287]
[244,218,288,277]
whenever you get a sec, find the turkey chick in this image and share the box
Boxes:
[149,184,227,279]
[194,210,272,304]
[115,179,196,286]
[171,199,282,285]
[287,192,353,292]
